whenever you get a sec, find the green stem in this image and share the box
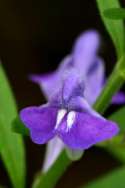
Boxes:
[94,56,125,113]
[32,151,71,188]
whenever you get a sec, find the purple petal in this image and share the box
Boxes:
[84,58,105,104]
[72,30,100,77]
[49,69,85,106]
[30,55,72,100]
[62,69,84,102]
[68,96,103,120]
[57,112,119,150]
[112,91,125,104]
[20,105,58,144]
[30,31,101,102]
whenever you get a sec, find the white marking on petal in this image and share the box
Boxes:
[66,111,76,132]
[55,109,67,129]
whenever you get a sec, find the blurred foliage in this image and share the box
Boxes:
[0,64,25,188]
[96,0,125,58]
[83,167,125,188]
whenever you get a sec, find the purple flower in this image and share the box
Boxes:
[20,69,119,150]
[20,30,120,170]
[20,30,122,153]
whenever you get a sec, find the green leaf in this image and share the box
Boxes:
[0,64,25,188]
[12,116,29,136]
[106,107,125,162]
[104,8,125,20]
[0,115,25,188]
[108,107,125,132]
[83,167,125,188]
[108,145,125,163]
[0,65,17,120]
[96,0,125,58]
[32,150,71,188]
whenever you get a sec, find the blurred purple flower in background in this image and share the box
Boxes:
[30,30,125,105]
[20,30,124,171]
